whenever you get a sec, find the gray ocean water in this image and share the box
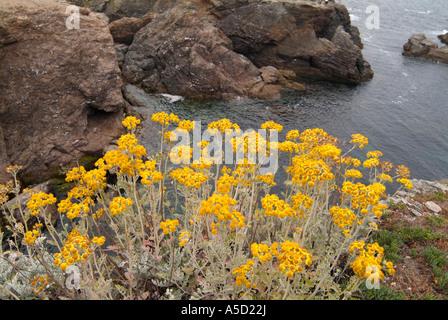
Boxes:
[128,0,448,190]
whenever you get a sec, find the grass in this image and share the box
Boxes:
[371,188,448,299]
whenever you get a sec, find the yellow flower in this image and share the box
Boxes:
[363,157,380,168]
[261,120,283,132]
[277,241,312,278]
[261,194,297,219]
[207,118,240,134]
[118,134,147,159]
[378,173,393,183]
[396,165,411,179]
[286,130,300,140]
[199,193,244,230]
[54,229,93,271]
[345,169,363,179]
[177,120,195,132]
[349,241,392,280]
[122,116,141,130]
[367,150,384,158]
[251,242,278,263]
[329,206,357,232]
[216,173,238,193]
[151,111,180,126]
[397,177,412,189]
[179,231,190,246]
[27,191,57,216]
[233,259,255,288]
[109,197,133,215]
[160,219,179,235]
[350,133,368,149]
[170,167,208,188]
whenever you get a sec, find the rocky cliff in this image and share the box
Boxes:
[0,0,128,185]
[118,0,373,99]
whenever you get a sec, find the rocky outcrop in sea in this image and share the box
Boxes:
[402,33,448,64]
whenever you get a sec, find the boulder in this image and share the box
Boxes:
[438,32,448,45]
[213,1,374,84]
[0,0,127,186]
[109,12,154,45]
[403,33,448,64]
[259,66,306,91]
[403,33,438,56]
[122,2,266,100]
[425,201,442,214]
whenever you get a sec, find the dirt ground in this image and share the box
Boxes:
[376,188,448,299]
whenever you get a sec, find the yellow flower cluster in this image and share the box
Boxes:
[118,134,147,159]
[397,178,413,189]
[92,235,106,246]
[151,111,180,126]
[54,229,93,271]
[363,157,380,168]
[179,231,190,246]
[233,259,255,288]
[122,116,141,130]
[199,194,245,229]
[177,120,195,132]
[207,118,240,134]
[286,129,300,140]
[395,164,411,178]
[24,223,42,245]
[169,145,193,164]
[65,166,87,183]
[110,197,133,215]
[58,197,93,220]
[160,219,179,234]
[350,133,368,149]
[139,160,163,186]
[170,167,208,188]
[367,150,384,158]
[217,173,239,193]
[341,181,386,212]
[30,275,50,296]
[211,222,220,235]
[26,191,57,216]
[349,241,394,279]
[341,156,362,168]
[329,206,357,232]
[345,169,363,179]
[82,168,108,192]
[278,141,300,153]
[291,192,313,218]
[378,173,393,183]
[278,241,312,278]
[286,154,334,187]
[310,143,341,159]
[251,242,279,263]
[261,194,296,219]
[231,131,268,156]
[60,165,106,219]
[256,173,276,186]
[297,128,331,151]
[261,120,283,132]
